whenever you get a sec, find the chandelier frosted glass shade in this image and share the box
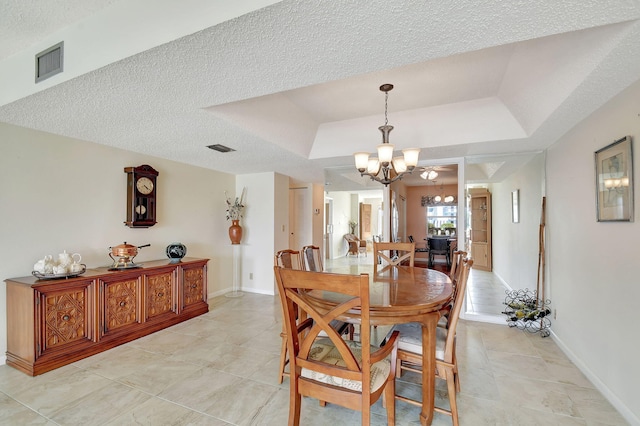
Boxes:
[420,170,439,180]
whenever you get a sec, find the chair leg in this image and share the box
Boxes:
[383,377,396,425]
[445,368,459,426]
[290,380,302,426]
[453,351,460,392]
[278,333,288,384]
[361,406,370,426]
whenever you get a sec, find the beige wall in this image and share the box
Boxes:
[546,80,640,423]
[0,122,235,364]
[406,184,458,240]
[492,154,545,291]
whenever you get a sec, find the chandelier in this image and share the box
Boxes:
[354,84,420,186]
[421,181,456,206]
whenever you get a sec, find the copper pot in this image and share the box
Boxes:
[109,242,150,264]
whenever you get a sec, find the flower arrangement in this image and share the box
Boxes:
[225,188,246,221]
[349,220,358,234]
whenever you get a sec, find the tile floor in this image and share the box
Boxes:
[464,268,511,320]
[0,257,629,425]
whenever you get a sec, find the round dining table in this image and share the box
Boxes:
[306,264,453,426]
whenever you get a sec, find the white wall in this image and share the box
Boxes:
[327,191,352,258]
[492,153,545,291]
[273,173,289,265]
[236,172,281,295]
[546,80,640,424]
[350,194,359,235]
[0,122,235,364]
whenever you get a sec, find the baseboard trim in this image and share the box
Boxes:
[550,330,639,425]
[208,286,274,299]
[461,311,507,325]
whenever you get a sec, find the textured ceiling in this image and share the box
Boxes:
[0,0,119,60]
[1,0,640,189]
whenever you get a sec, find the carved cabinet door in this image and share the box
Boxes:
[145,269,177,321]
[180,262,207,312]
[36,280,94,357]
[100,275,141,337]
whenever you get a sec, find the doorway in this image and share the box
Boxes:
[325,199,333,259]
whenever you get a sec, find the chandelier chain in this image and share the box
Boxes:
[384,90,389,126]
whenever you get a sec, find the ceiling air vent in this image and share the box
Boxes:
[207,144,235,153]
[35,42,64,83]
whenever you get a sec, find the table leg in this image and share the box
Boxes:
[420,312,439,425]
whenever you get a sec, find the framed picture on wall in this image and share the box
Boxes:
[595,136,634,222]
[511,190,519,223]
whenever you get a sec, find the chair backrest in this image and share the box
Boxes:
[428,237,449,254]
[449,250,467,283]
[273,267,372,390]
[442,257,473,363]
[373,241,415,273]
[274,249,302,270]
[301,245,323,272]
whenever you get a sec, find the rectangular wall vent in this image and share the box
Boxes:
[207,144,235,153]
[35,42,64,83]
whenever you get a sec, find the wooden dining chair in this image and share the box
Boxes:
[373,241,415,274]
[275,249,303,270]
[301,245,323,272]
[439,250,467,329]
[301,245,355,340]
[274,266,400,426]
[275,249,303,384]
[387,257,473,426]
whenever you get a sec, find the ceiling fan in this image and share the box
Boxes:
[418,165,455,180]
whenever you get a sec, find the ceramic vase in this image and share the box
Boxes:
[166,242,187,263]
[229,220,242,244]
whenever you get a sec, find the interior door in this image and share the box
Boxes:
[359,203,372,240]
[289,188,308,250]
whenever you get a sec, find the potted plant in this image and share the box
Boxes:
[441,222,455,235]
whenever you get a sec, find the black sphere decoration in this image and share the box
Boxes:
[166,242,187,263]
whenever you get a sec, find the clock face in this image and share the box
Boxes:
[135,205,147,215]
[136,177,154,195]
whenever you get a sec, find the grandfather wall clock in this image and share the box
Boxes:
[124,165,158,228]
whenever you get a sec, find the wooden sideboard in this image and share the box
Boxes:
[5,257,209,376]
